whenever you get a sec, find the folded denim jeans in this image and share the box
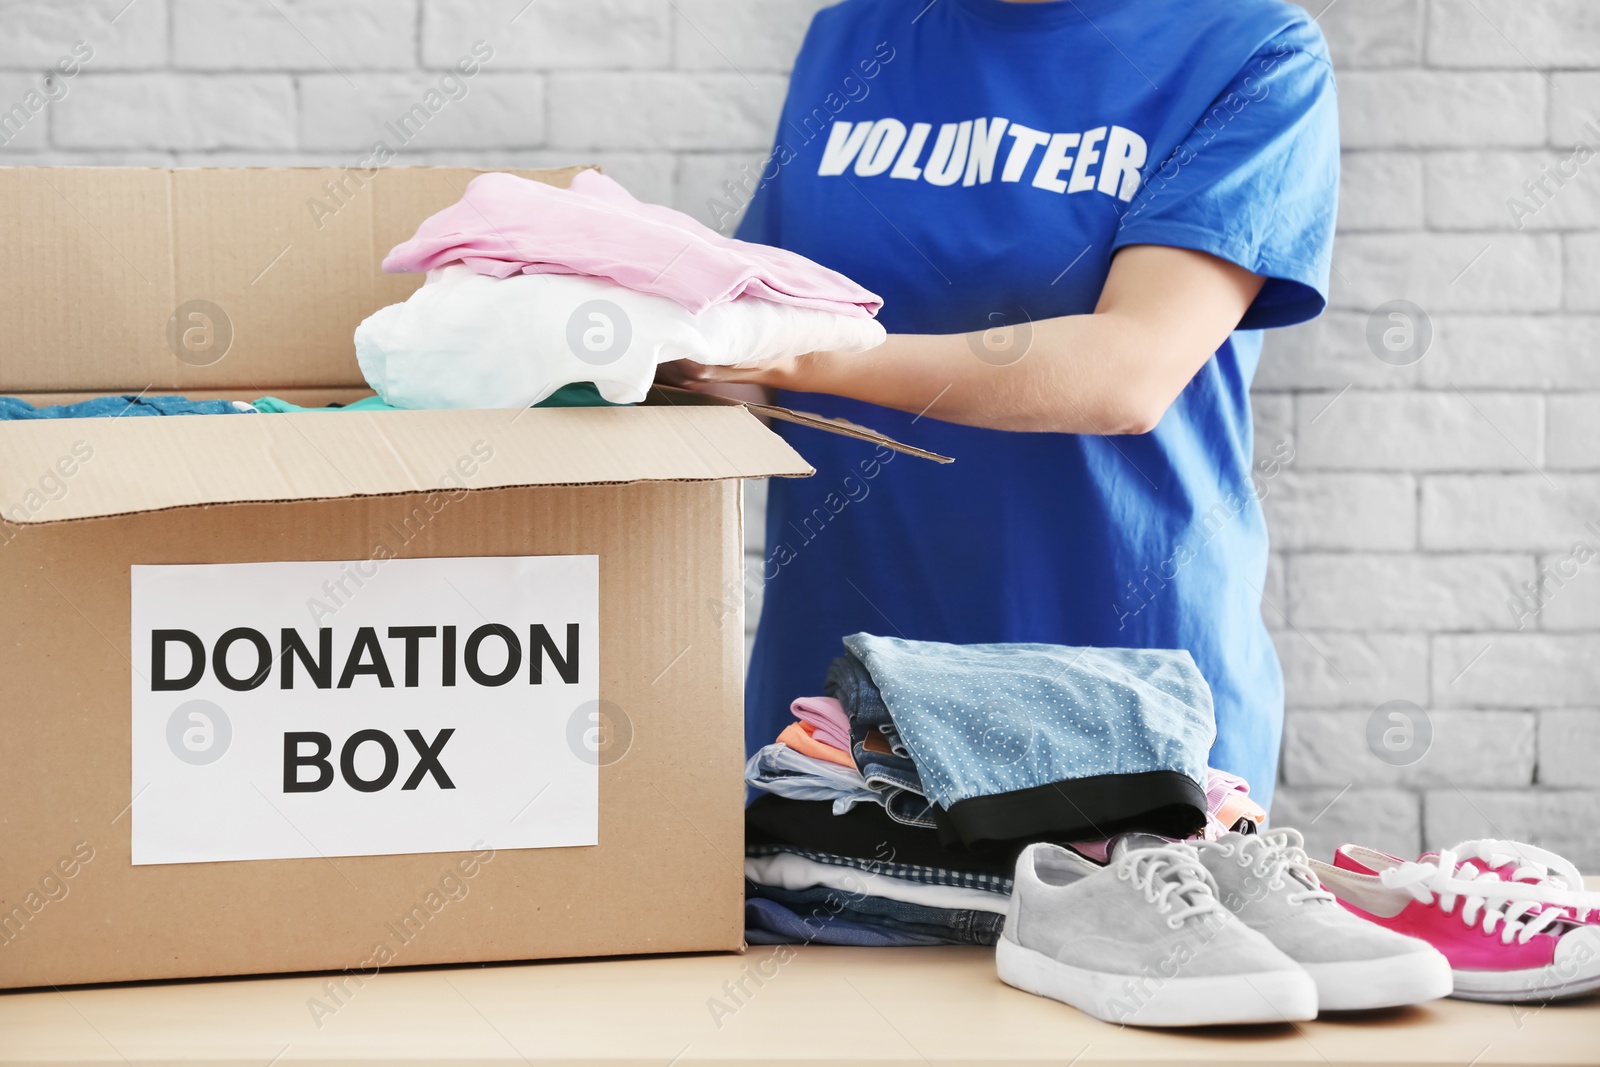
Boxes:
[744,896,946,947]
[747,882,1005,946]
[826,653,913,781]
[825,653,936,829]
[879,788,937,829]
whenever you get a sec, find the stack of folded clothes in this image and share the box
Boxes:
[357,170,887,409]
[743,633,1266,946]
[744,691,1015,946]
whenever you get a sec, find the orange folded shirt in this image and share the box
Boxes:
[1216,792,1266,829]
[777,721,857,770]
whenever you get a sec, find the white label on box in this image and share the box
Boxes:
[129,556,599,865]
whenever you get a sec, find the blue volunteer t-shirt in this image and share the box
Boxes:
[737,0,1339,810]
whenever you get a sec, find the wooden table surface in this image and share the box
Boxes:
[4,943,1597,1066]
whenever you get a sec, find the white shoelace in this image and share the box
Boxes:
[1116,845,1227,929]
[1200,828,1337,906]
[1381,851,1571,945]
[1451,839,1598,923]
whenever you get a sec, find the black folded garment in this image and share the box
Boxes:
[747,787,1206,869]
[930,770,1207,852]
[745,794,1018,875]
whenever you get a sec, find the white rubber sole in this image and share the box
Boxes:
[996,936,1318,1027]
[1300,950,1453,1011]
[1450,965,1600,1004]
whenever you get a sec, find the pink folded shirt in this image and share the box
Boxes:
[382,170,882,318]
[789,695,852,752]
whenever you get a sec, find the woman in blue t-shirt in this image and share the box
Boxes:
[667,0,1338,810]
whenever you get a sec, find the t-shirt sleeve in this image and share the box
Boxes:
[1112,20,1339,330]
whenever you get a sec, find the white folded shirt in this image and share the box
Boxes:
[355,265,887,408]
[743,852,1011,914]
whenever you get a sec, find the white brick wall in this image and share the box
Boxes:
[423,0,672,71]
[1,0,1594,863]
[173,0,418,71]
[0,0,167,70]
[0,0,829,216]
[1267,0,1600,865]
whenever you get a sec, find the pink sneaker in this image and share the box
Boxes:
[1334,840,1599,926]
[1313,850,1600,1003]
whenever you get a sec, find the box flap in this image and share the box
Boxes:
[646,386,953,464]
[0,165,589,394]
[0,406,812,525]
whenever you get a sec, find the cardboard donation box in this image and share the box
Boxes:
[0,166,936,989]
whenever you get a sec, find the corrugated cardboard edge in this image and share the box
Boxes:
[0,478,798,531]
[646,386,954,464]
[0,406,815,527]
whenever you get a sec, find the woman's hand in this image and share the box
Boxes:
[654,359,786,407]
[656,353,808,393]
[661,244,1265,435]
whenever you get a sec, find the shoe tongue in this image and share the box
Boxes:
[1110,832,1174,861]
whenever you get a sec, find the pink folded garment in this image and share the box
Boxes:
[789,695,852,753]
[1203,767,1265,837]
[382,170,883,318]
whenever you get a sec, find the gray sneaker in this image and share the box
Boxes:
[1197,829,1452,1011]
[997,836,1317,1026]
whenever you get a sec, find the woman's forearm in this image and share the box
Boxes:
[779,313,1178,435]
[671,245,1266,435]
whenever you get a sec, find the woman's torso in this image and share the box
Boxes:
[740,0,1330,805]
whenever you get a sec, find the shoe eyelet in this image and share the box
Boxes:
[1166,916,1182,930]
